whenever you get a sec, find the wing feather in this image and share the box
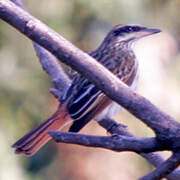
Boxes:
[66,50,137,131]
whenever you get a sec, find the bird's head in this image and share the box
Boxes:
[104,24,161,46]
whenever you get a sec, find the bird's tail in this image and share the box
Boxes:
[12,105,71,156]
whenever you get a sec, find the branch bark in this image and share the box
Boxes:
[33,43,71,97]
[1,0,180,137]
[99,118,180,180]
[140,151,180,180]
[49,130,164,153]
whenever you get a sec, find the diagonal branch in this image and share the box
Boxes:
[10,0,71,96]
[1,1,180,179]
[33,43,71,97]
[139,151,180,180]
[141,153,180,180]
[0,0,180,139]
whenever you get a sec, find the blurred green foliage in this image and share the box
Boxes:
[0,0,180,180]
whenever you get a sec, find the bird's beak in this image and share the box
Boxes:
[133,27,161,41]
[139,27,161,38]
[144,27,161,35]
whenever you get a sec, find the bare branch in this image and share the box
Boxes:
[1,1,180,179]
[33,43,71,94]
[140,151,180,180]
[99,118,180,180]
[0,0,180,140]
[10,0,71,96]
[49,118,180,180]
[48,130,164,153]
[141,153,180,180]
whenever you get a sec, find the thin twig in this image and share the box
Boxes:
[139,151,180,180]
[141,153,180,180]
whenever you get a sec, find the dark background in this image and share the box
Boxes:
[0,0,180,179]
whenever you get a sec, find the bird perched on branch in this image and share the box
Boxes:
[12,24,161,156]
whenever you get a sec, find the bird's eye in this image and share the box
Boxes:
[112,26,141,36]
[125,26,141,32]
[127,26,133,32]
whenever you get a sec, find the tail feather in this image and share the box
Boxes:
[12,105,71,156]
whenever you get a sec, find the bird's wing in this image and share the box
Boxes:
[66,52,137,132]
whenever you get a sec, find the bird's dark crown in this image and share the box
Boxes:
[104,24,161,44]
[112,25,144,36]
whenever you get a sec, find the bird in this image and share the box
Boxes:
[12,24,161,156]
